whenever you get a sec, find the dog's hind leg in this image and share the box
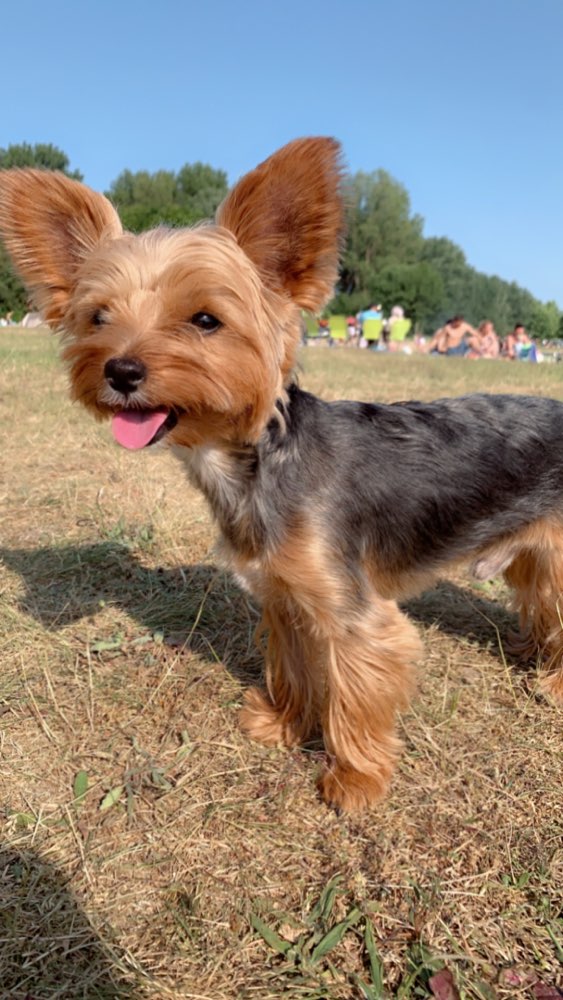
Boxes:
[504,521,563,703]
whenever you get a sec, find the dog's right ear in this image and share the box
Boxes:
[0,169,122,326]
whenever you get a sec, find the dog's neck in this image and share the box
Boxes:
[171,391,295,556]
[175,441,254,514]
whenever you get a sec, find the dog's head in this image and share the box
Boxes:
[0,139,344,448]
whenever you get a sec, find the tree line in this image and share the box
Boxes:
[1,142,561,338]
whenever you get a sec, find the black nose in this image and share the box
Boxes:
[104,356,147,394]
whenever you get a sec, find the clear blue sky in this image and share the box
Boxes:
[4,0,563,305]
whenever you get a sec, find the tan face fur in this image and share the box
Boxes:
[62,225,295,446]
[0,138,344,448]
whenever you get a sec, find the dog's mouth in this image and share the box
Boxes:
[111,407,179,450]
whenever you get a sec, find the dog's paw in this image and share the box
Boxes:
[239,687,301,747]
[538,667,563,705]
[317,762,392,813]
[505,628,537,661]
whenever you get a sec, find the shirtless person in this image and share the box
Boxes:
[427,315,479,355]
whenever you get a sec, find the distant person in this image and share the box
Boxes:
[514,325,537,362]
[360,303,383,323]
[427,321,451,355]
[385,305,405,352]
[503,323,521,359]
[359,303,383,349]
[346,315,359,346]
[21,311,43,329]
[427,315,479,356]
[471,320,500,359]
[442,315,480,355]
[503,323,536,361]
[386,304,404,331]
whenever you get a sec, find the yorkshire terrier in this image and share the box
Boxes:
[1,138,562,812]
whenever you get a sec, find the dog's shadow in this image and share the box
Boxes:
[0,843,138,997]
[1,541,262,684]
[0,541,528,682]
[1,541,522,683]
[405,578,520,660]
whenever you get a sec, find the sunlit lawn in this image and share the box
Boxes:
[1,328,562,999]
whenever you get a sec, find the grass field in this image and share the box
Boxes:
[1,329,562,1000]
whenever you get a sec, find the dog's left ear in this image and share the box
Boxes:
[0,169,123,326]
[216,138,345,312]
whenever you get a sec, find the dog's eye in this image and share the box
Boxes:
[91,309,107,327]
[190,312,222,334]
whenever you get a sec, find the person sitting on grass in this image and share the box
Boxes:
[469,320,500,359]
[427,315,480,356]
[360,302,382,323]
[514,325,537,362]
[385,305,406,352]
[346,315,359,345]
[503,323,537,361]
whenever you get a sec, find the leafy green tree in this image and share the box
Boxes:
[176,162,230,218]
[419,237,469,325]
[0,142,82,179]
[503,282,537,333]
[530,300,561,340]
[0,245,28,316]
[417,235,558,336]
[375,262,444,328]
[108,162,228,231]
[467,273,510,333]
[339,170,423,304]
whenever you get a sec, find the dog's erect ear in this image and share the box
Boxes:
[216,137,345,312]
[0,169,122,326]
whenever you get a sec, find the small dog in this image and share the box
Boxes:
[1,138,562,812]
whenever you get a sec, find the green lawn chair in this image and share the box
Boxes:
[303,314,322,339]
[362,318,383,345]
[328,314,348,344]
[388,318,412,345]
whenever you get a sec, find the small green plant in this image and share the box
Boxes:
[99,515,156,551]
[250,876,385,997]
[395,940,443,998]
[97,737,174,819]
[72,769,89,807]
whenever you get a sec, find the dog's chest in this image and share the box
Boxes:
[174,444,245,513]
[172,443,269,554]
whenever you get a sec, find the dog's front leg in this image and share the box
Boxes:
[317,593,421,812]
[240,557,421,812]
[240,595,323,748]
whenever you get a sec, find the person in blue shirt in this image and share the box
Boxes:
[360,303,382,323]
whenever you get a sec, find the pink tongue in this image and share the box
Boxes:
[112,409,169,450]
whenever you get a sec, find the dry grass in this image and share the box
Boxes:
[1,329,561,1000]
